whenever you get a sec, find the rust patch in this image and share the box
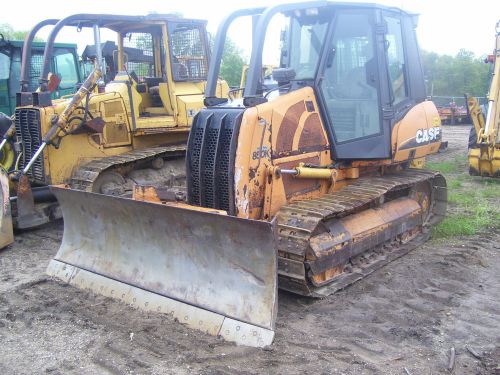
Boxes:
[248,168,256,180]
[278,156,320,199]
[275,101,305,155]
[249,183,266,211]
[298,113,326,150]
[71,117,106,135]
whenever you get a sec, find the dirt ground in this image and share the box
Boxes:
[1,126,499,375]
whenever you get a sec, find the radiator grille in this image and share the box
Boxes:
[15,108,45,182]
[187,108,244,215]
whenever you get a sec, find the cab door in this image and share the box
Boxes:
[316,10,392,160]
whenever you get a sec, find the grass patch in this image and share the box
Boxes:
[447,179,463,189]
[426,155,468,175]
[426,160,460,174]
[432,167,500,238]
[433,202,498,239]
[447,190,475,205]
[433,215,478,237]
[480,185,500,199]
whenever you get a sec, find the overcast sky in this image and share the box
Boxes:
[2,0,499,59]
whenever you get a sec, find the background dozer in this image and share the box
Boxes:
[48,2,447,347]
[0,36,82,117]
[0,13,228,248]
[466,20,500,177]
[0,19,82,173]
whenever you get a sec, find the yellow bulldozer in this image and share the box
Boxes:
[47,2,447,347]
[466,20,500,177]
[0,13,228,248]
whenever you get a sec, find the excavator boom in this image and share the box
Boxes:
[468,20,500,177]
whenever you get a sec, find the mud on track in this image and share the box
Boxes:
[0,126,499,375]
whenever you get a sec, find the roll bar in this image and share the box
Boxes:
[243,1,329,98]
[38,14,144,91]
[19,19,59,92]
[204,7,265,105]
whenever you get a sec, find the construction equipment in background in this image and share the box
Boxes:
[431,96,471,125]
[0,13,227,247]
[466,20,500,177]
[0,31,82,117]
[48,2,447,347]
[0,20,83,173]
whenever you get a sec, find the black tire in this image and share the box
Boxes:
[468,126,478,149]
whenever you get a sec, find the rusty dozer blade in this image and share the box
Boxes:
[0,168,13,249]
[47,186,277,347]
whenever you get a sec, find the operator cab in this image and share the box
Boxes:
[109,19,210,119]
[206,3,426,159]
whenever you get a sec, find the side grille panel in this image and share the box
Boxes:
[15,108,45,182]
[187,108,244,215]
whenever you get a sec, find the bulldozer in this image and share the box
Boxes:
[0,19,67,174]
[0,13,228,247]
[466,20,500,177]
[47,2,447,347]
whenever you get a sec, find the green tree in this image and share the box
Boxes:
[219,38,247,87]
[422,49,489,98]
[0,23,43,41]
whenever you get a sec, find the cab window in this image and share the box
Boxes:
[123,32,155,80]
[54,51,78,89]
[319,12,381,143]
[169,23,208,82]
[288,15,329,80]
[0,52,10,79]
[385,16,408,104]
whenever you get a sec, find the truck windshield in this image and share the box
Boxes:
[288,15,329,80]
[0,51,10,80]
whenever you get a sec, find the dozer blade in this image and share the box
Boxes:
[47,186,277,347]
[0,168,14,249]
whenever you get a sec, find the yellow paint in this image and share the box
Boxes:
[14,17,229,188]
[466,27,500,177]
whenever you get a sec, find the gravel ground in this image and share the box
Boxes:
[0,125,499,375]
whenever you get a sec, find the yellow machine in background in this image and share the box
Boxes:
[48,3,447,347]
[467,20,500,177]
[0,14,228,243]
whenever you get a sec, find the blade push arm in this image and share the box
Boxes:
[21,63,102,176]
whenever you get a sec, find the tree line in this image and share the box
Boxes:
[421,49,490,98]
